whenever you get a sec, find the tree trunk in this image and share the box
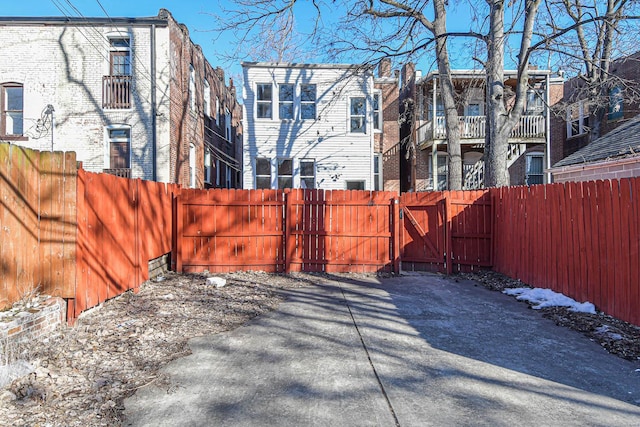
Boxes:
[434,0,462,190]
[484,0,510,188]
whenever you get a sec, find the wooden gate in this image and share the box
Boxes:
[399,190,492,273]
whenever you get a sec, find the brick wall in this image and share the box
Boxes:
[553,156,640,183]
[375,59,401,193]
[0,298,65,345]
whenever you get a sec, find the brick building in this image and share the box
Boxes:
[374,59,401,192]
[0,9,241,188]
[554,51,640,166]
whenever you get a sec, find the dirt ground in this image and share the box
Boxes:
[0,270,639,426]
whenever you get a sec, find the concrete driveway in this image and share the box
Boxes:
[124,273,640,426]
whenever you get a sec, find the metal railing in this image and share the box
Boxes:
[417,115,545,144]
[103,168,131,178]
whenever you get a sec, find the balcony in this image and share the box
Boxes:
[417,115,545,147]
[103,75,132,109]
[103,168,131,178]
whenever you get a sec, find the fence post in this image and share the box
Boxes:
[174,193,183,273]
[392,198,401,274]
[445,196,452,275]
[284,189,293,274]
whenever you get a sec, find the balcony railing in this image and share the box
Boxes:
[103,75,132,109]
[417,115,545,145]
[103,168,131,178]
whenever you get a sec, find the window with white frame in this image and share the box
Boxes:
[215,159,221,186]
[609,86,624,121]
[350,97,366,133]
[526,153,544,185]
[373,92,382,131]
[189,143,196,188]
[204,148,212,184]
[526,89,544,116]
[279,83,294,120]
[374,153,382,191]
[255,157,271,189]
[300,84,316,120]
[226,166,232,189]
[346,181,365,190]
[215,97,220,124]
[225,108,232,143]
[567,101,589,137]
[428,153,448,190]
[203,80,211,118]
[277,158,293,189]
[109,37,131,76]
[1,83,23,137]
[300,159,315,189]
[189,65,196,112]
[107,127,130,170]
[256,83,272,119]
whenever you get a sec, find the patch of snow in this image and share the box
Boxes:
[503,287,596,314]
[206,277,226,288]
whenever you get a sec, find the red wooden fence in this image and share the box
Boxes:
[492,179,640,326]
[0,144,76,310]
[72,170,176,320]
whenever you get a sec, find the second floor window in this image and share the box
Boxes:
[350,97,366,133]
[189,65,196,112]
[373,92,382,131]
[225,108,232,143]
[567,101,589,137]
[109,38,131,76]
[1,83,23,137]
[300,84,316,120]
[279,84,294,119]
[256,84,272,119]
[204,80,211,117]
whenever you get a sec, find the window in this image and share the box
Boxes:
[204,80,211,117]
[526,89,544,116]
[465,103,482,116]
[346,181,365,190]
[300,159,315,189]
[277,158,293,189]
[373,92,382,131]
[255,157,271,189]
[189,143,196,188]
[1,83,23,137]
[608,86,623,121]
[567,101,589,137]
[374,153,382,191]
[216,97,220,124]
[350,97,366,133]
[300,84,316,120]
[526,153,544,185]
[109,37,131,76]
[226,166,232,189]
[204,148,212,184]
[189,65,196,112]
[215,159,221,186]
[107,127,130,170]
[428,153,448,190]
[256,83,272,119]
[279,84,294,119]
[225,108,232,143]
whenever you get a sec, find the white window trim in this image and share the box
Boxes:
[225,108,232,144]
[373,91,383,132]
[203,80,211,118]
[278,83,295,121]
[189,65,196,113]
[349,96,367,134]
[525,152,545,185]
[105,31,132,76]
[215,96,220,124]
[254,157,272,189]
[204,148,212,184]
[299,158,316,189]
[189,143,196,188]
[277,157,293,189]
[300,84,317,120]
[104,125,131,170]
[373,153,383,191]
[255,83,273,120]
[566,100,588,137]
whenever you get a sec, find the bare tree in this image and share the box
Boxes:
[544,0,640,140]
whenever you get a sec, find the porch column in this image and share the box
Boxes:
[545,73,551,184]
[432,77,438,190]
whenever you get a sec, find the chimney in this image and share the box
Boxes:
[378,58,392,78]
[401,62,416,90]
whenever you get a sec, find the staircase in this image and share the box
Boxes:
[462,143,528,190]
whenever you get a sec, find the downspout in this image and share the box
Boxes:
[545,73,551,184]
[151,24,157,181]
